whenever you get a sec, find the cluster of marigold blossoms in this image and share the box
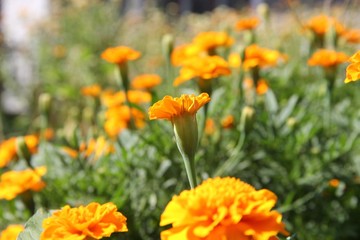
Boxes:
[41,202,128,240]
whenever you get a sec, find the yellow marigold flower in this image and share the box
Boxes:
[243,44,285,70]
[101,46,141,65]
[305,14,345,36]
[308,49,348,68]
[0,166,47,200]
[0,225,24,240]
[235,17,260,31]
[149,93,210,121]
[221,115,235,129]
[173,55,231,86]
[160,177,288,240]
[83,136,115,160]
[256,79,269,95]
[228,52,242,68]
[41,202,128,240]
[342,29,360,44]
[0,137,17,168]
[171,44,205,67]
[81,84,102,97]
[329,178,340,188]
[192,31,234,52]
[131,74,162,90]
[344,50,360,83]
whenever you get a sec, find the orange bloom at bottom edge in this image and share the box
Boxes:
[160,177,288,240]
[41,202,128,240]
[0,225,24,240]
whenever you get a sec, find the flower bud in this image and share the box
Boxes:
[38,93,52,116]
[161,34,174,63]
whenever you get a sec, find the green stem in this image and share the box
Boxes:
[180,152,197,189]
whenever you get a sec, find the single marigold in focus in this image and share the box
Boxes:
[81,84,102,97]
[148,93,210,121]
[173,55,231,86]
[192,31,234,52]
[305,14,345,36]
[0,225,24,240]
[171,43,205,66]
[243,44,286,70]
[235,17,260,31]
[308,49,348,68]
[344,50,360,83]
[101,46,141,65]
[131,74,162,90]
[160,177,288,240]
[0,166,47,200]
[41,202,128,240]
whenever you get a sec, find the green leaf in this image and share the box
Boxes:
[17,209,51,240]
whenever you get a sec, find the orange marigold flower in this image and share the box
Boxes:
[329,178,340,188]
[308,49,348,68]
[344,50,360,83]
[192,31,234,52]
[148,93,210,121]
[205,118,215,135]
[81,84,102,97]
[173,55,231,86]
[342,29,360,44]
[101,90,151,108]
[221,115,235,129]
[235,17,260,31]
[160,177,288,240]
[131,74,162,90]
[0,166,47,200]
[305,14,345,36]
[41,202,128,240]
[83,136,115,160]
[0,224,24,240]
[61,146,79,158]
[256,79,269,95]
[171,43,205,66]
[101,46,141,65]
[243,44,286,70]
[0,137,17,168]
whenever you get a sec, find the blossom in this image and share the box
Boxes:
[308,49,348,68]
[41,202,127,240]
[205,118,215,135]
[256,79,269,95]
[149,93,210,121]
[81,84,102,97]
[131,74,162,90]
[83,136,115,160]
[329,179,340,188]
[101,46,141,65]
[228,52,242,68]
[221,115,235,129]
[342,29,360,44]
[192,31,234,52]
[0,166,47,200]
[344,50,360,83]
[0,225,24,240]
[101,90,151,108]
[243,44,286,70]
[171,44,205,66]
[173,55,231,86]
[160,177,288,240]
[305,14,345,36]
[235,17,260,31]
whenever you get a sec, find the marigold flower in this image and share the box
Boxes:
[41,202,128,240]
[344,50,360,83]
[329,179,340,188]
[101,46,141,65]
[131,74,162,90]
[173,55,231,86]
[342,29,360,44]
[160,177,288,240]
[171,44,205,66]
[305,14,345,36]
[221,115,235,129]
[149,93,210,121]
[243,44,286,70]
[256,79,269,95]
[0,224,24,240]
[228,52,242,68]
[0,166,47,200]
[83,136,115,160]
[205,118,215,135]
[192,31,234,52]
[235,17,260,31]
[61,146,79,158]
[81,84,102,97]
[101,90,151,108]
[308,49,348,68]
